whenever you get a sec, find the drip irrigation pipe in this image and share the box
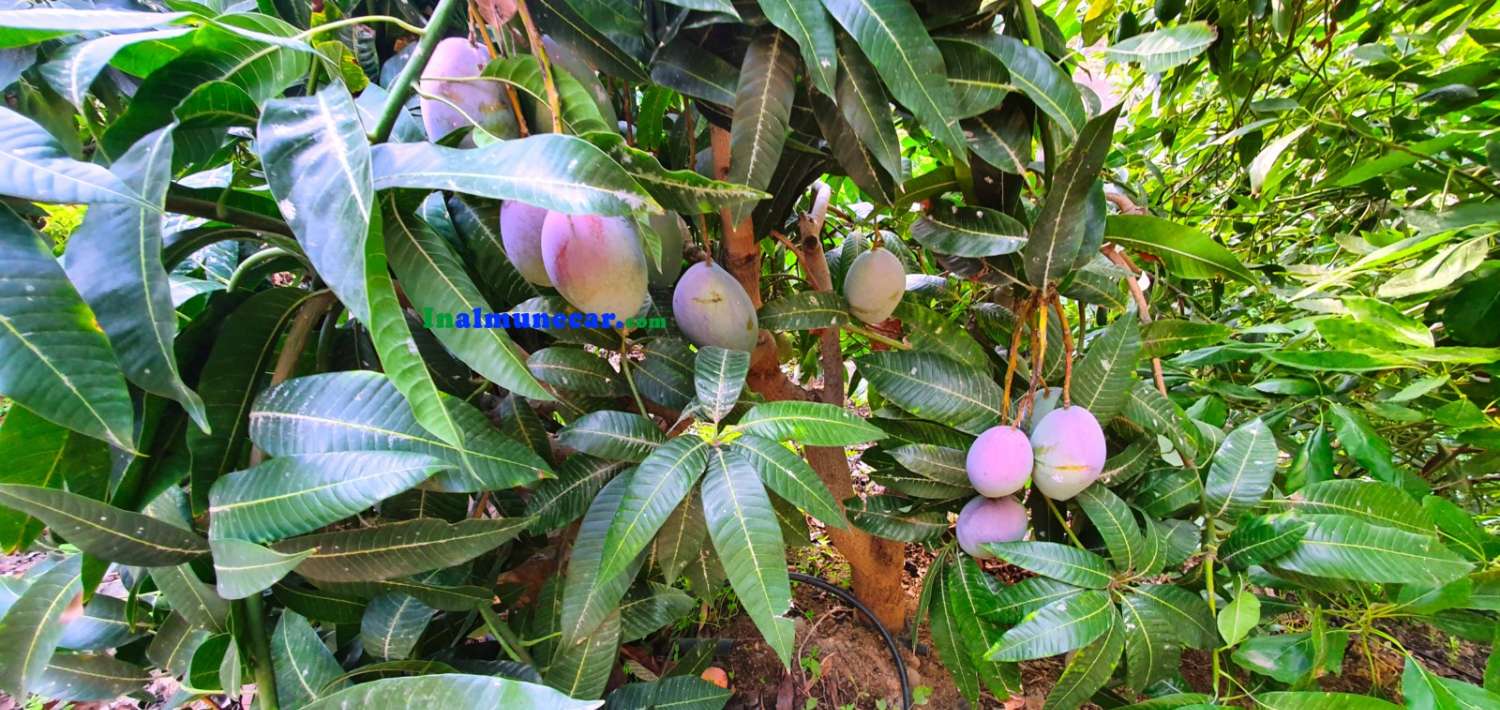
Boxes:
[788,572,912,710]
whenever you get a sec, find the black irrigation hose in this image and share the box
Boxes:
[788,572,912,710]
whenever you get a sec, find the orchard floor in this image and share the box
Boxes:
[1,545,1491,709]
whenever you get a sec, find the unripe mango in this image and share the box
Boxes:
[647,212,688,287]
[672,261,758,352]
[500,201,551,286]
[844,246,904,324]
[966,425,1032,497]
[1030,406,1106,500]
[956,495,1028,559]
[419,38,514,142]
[541,213,648,321]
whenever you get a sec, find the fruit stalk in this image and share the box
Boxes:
[369,0,468,143]
[999,296,1034,422]
[1049,291,1074,407]
[514,0,563,134]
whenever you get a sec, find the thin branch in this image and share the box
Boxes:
[515,0,563,134]
[368,0,467,143]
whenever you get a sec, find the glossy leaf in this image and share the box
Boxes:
[758,291,849,331]
[730,434,845,528]
[527,347,623,396]
[1205,418,1278,518]
[1023,105,1122,286]
[273,610,349,707]
[832,32,903,179]
[1141,319,1232,358]
[983,541,1112,588]
[910,203,1027,257]
[0,106,145,206]
[559,411,664,463]
[1105,215,1258,283]
[275,518,531,582]
[1044,604,1124,709]
[856,351,1003,434]
[362,593,436,660]
[1276,514,1472,586]
[845,495,948,542]
[1104,22,1217,73]
[0,485,207,565]
[303,673,605,710]
[694,346,750,423]
[35,652,149,703]
[736,401,887,446]
[1069,315,1140,420]
[561,472,634,648]
[1219,514,1311,570]
[0,407,108,553]
[595,437,710,611]
[524,455,625,533]
[965,35,1084,143]
[210,538,312,600]
[0,554,81,699]
[1076,486,1146,572]
[988,589,1114,662]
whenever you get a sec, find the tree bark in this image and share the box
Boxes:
[712,128,910,630]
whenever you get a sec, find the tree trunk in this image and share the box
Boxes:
[711,127,910,630]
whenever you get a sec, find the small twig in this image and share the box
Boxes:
[1000,298,1034,424]
[683,104,711,254]
[1104,246,1168,396]
[1049,291,1074,407]
[368,0,467,143]
[620,335,650,418]
[514,0,563,134]
[1044,496,1085,549]
[250,292,336,466]
[844,322,911,350]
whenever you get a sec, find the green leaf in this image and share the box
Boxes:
[209,538,312,600]
[910,203,1027,257]
[605,675,732,710]
[694,346,750,423]
[362,593,435,660]
[1141,319,1232,358]
[1205,418,1278,518]
[653,494,708,582]
[303,673,605,710]
[0,8,189,48]
[1217,590,1260,646]
[527,347,622,396]
[935,36,1012,119]
[1069,315,1141,420]
[1282,479,1434,536]
[1266,349,1414,372]
[845,495,948,542]
[832,32,903,179]
[208,452,450,543]
[0,485,207,565]
[988,589,1114,662]
[0,554,81,699]
[273,584,366,627]
[594,436,710,620]
[736,401,887,446]
[385,195,550,400]
[586,132,769,214]
[545,607,619,700]
[636,337,695,411]
[1076,486,1145,572]
[57,595,143,652]
[0,206,135,451]
[983,541,1112,589]
[727,29,798,220]
[249,371,551,494]
[1378,235,1490,298]
[1126,585,1218,649]
[1331,134,1466,188]
[888,444,969,487]
[186,287,324,514]
[1023,105,1121,285]
[701,446,796,666]
[757,0,836,95]
[856,351,1003,434]
[649,39,737,105]
[561,472,634,650]
[62,127,207,430]
[370,135,652,215]
[968,34,1084,143]
[0,407,107,553]
[145,612,210,676]
[1276,514,1473,586]
[820,0,967,161]
[962,108,1031,174]
[1119,592,1180,691]
[945,555,1022,701]
[257,82,373,322]
[1104,22,1216,73]
[758,291,849,331]
[1044,605,1124,710]
[893,301,991,372]
[524,455,625,533]
[986,576,1084,625]
[927,561,980,702]
[272,610,349,708]
[35,652,150,703]
[559,411,664,463]
[1327,404,1429,495]
[731,434,845,528]
[1219,514,1311,570]
[275,518,530,582]
[0,106,146,206]
[1254,692,1400,710]
[1105,215,1258,283]
[619,582,695,643]
[483,55,609,136]
[151,562,228,631]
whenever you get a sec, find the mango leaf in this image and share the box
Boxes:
[1280,479,1434,536]
[150,562,228,632]
[587,132,768,214]
[1119,591,1180,690]
[272,610,349,708]
[594,437,710,612]
[0,106,146,206]
[483,55,609,136]
[249,371,551,493]
[604,675,731,710]
[1126,585,1218,649]
[545,607,619,700]
[186,287,324,514]
[362,593,435,660]
[1045,605,1124,709]
[832,32,903,179]
[758,291,849,331]
[894,301,991,372]
[257,84,373,322]
[527,347,623,396]
[0,407,108,553]
[0,554,81,699]
[0,206,135,451]
[736,401,887,446]
[561,472,634,648]
[524,455,625,533]
[934,36,1012,118]
[559,411,664,463]
[1205,418,1278,518]
[694,346,750,423]
[385,195,550,400]
[946,555,1022,701]
[649,39,737,105]
[1104,22,1217,73]
[701,446,796,666]
[1141,319,1232,358]
[370,135,652,215]
[988,589,1114,661]
[58,595,143,651]
[636,337,695,411]
[210,538,312,600]
[1076,486,1145,572]
[983,541,1112,589]
[0,484,207,565]
[1217,590,1261,646]
[208,452,451,542]
[1378,235,1489,298]
[888,444,969,487]
[962,107,1031,174]
[731,434,845,528]
[1023,105,1122,286]
[727,30,798,221]
[275,518,531,582]
[39,27,194,109]
[964,35,1084,143]
[757,0,836,95]
[927,561,980,702]
[910,203,1027,257]
[820,0,967,161]
[1219,514,1311,570]
[531,0,646,82]
[619,582,695,643]
[1276,514,1472,586]
[1069,315,1140,420]
[1327,403,1429,495]
[0,8,189,48]
[1105,215,1258,283]
[984,577,1083,626]
[303,673,604,710]
[35,652,149,703]
[856,351,1003,434]
[145,612,210,676]
[845,495,948,542]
